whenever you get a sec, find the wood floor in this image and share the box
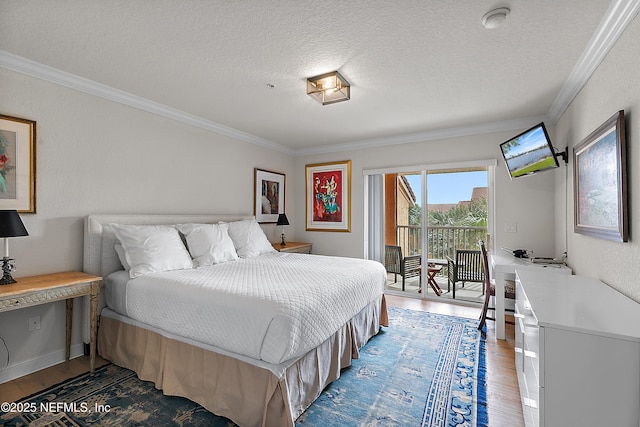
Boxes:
[0,295,525,426]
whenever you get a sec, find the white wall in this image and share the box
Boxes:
[554,13,640,302]
[293,132,558,259]
[0,69,295,382]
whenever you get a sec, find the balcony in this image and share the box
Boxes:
[396,225,487,257]
[388,225,488,302]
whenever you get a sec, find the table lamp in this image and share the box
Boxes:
[276,213,289,246]
[0,210,29,285]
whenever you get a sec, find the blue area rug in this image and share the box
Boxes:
[297,307,488,426]
[1,307,487,427]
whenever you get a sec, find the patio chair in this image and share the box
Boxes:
[384,245,421,291]
[478,240,516,330]
[446,248,484,299]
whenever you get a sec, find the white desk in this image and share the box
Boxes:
[489,252,570,340]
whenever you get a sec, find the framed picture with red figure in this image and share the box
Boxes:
[305,160,351,232]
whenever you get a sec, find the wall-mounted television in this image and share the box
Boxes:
[500,122,560,179]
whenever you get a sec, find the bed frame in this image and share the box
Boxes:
[83,214,387,427]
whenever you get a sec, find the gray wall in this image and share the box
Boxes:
[293,132,558,260]
[0,69,294,382]
[555,13,640,301]
[294,14,640,304]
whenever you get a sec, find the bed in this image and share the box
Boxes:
[83,214,388,427]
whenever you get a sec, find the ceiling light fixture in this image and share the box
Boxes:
[306,71,350,105]
[482,7,510,29]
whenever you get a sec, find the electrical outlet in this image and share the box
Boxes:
[504,222,517,233]
[29,316,40,331]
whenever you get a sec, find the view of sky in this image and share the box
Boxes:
[502,125,547,158]
[404,171,488,205]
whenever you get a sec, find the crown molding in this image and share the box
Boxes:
[547,0,640,122]
[293,116,548,156]
[0,50,293,155]
[1,0,635,157]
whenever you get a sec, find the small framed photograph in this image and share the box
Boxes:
[573,110,627,242]
[0,114,36,213]
[306,160,351,232]
[254,168,285,223]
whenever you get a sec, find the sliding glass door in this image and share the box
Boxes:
[377,162,493,303]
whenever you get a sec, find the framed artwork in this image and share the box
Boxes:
[0,114,36,213]
[573,110,627,242]
[254,168,285,223]
[306,160,351,232]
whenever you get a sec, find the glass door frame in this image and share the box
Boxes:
[365,159,496,301]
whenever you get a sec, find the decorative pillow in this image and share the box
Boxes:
[176,223,238,267]
[223,219,276,258]
[114,242,130,270]
[110,224,193,278]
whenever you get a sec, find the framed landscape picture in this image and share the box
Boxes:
[254,168,285,223]
[0,114,36,213]
[306,160,351,232]
[573,110,627,242]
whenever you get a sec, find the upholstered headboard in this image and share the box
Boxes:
[83,213,255,278]
[81,213,254,343]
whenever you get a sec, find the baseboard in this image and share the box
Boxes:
[0,343,85,385]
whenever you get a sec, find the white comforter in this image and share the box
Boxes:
[116,252,386,364]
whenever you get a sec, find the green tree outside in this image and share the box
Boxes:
[407,197,488,257]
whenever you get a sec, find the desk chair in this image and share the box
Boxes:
[478,240,516,330]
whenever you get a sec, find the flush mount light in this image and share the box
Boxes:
[482,7,510,29]
[306,71,350,105]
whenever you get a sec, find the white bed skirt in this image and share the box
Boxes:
[98,295,388,427]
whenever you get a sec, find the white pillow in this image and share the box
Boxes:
[114,242,130,271]
[110,224,193,278]
[176,223,238,266]
[224,219,276,258]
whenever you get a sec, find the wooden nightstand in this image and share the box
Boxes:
[272,242,312,254]
[0,271,102,371]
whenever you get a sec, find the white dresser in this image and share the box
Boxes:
[515,270,640,427]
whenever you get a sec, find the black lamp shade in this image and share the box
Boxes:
[0,210,29,238]
[276,213,289,226]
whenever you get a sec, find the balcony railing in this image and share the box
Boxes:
[396,225,487,259]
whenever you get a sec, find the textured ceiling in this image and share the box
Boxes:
[0,0,630,153]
